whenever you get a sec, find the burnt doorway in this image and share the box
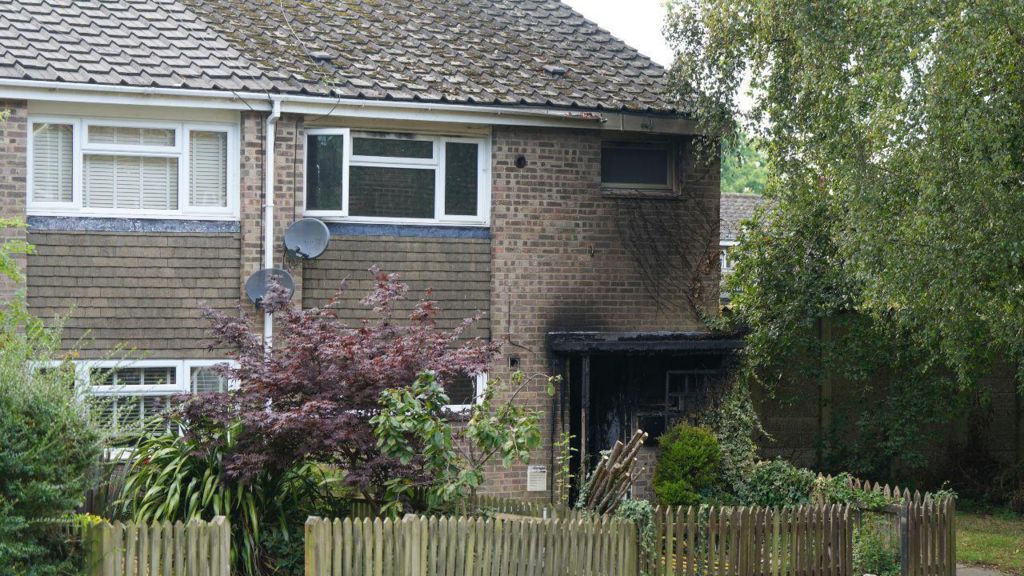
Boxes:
[550,331,744,500]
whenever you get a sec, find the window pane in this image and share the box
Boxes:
[84,155,178,210]
[91,367,176,387]
[601,144,670,186]
[349,166,435,218]
[89,125,175,147]
[445,374,477,406]
[353,136,432,159]
[306,134,345,211]
[191,367,229,394]
[31,123,74,203]
[444,142,478,216]
[189,131,228,208]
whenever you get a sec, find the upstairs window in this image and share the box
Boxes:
[28,117,238,219]
[601,141,674,191]
[305,129,490,225]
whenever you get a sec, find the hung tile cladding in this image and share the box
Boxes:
[0,0,726,500]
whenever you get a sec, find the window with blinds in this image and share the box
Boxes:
[27,117,237,217]
[82,361,235,447]
[30,123,74,203]
[189,131,228,208]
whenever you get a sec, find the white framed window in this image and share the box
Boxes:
[304,129,491,226]
[27,116,239,220]
[442,373,488,413]
[68,359,237,442]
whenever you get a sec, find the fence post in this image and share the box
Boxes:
[899,501,911,576]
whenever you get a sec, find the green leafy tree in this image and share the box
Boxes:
[667,0,1024,476]
[372,371,547,516]
[720,135,767,195]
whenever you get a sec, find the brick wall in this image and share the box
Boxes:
[483,126,721,499]
[239,111,265,310]
[0,100,27,300]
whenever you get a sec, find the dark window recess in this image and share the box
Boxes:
[348,166,435,218]
[636,413,667,444]
[353,137,433,159]
[306,134,345,210]
[444,142,478,216]
[445,374,477,406]
[601,143,671,187]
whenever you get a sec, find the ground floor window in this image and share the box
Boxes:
[66,359,235,449]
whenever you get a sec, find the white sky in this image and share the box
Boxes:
[562,0,674,67]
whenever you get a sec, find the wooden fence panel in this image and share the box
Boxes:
[84,516,229,576]
[305,514,636,576]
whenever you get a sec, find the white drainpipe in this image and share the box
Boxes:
[263,97,282,349]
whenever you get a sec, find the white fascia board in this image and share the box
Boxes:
[0,78,697,134]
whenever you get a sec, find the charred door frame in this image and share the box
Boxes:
[548,331,745,502]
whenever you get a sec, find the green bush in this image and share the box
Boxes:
[118,417,344,576]
[853,515,901,576]
[653,424,722,506]
[742,459,816,507]
[0,297,103,574]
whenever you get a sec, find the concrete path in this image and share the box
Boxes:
[958,564,1007,576]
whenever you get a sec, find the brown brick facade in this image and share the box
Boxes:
[0,100,27,300]
[482,126,721,499]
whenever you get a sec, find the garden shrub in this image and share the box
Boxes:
[703,383,763,497]
[118,418,344,576]
[853,516,900,576]
[653,424,722,506]
[0,297,103,574]
[742,459,816,507]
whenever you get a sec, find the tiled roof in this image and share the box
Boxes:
[720,193,764,242]
[0,0,681,114]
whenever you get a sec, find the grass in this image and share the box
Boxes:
[958,508,1024,575]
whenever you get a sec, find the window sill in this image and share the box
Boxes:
[304,214,489,228]
[27,209,239,221]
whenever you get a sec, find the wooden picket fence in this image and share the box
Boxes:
[646,494,956,576]
[83,516,230,576]
[304,514,639,576]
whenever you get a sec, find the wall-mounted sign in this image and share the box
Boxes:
[527,465,548,492]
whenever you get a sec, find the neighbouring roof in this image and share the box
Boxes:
[0,0,682,114]
[720,193,764,243]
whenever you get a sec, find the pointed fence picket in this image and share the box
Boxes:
[83,516,230,576]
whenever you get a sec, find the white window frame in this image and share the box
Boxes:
[444,373,488,413]
[303,129,491,226]
[27,115,240,220]
[720,241,738,273]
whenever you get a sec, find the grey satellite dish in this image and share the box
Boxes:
[283,218,330,260]
[245,268,295,307]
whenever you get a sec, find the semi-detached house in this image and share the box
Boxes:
[0,0,734,500]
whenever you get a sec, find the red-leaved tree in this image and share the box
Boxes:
[181,268,500,502]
